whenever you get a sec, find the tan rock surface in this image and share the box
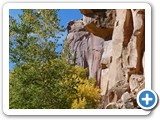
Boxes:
[65,9,145,109]
[81,9,116,40]
[129,74,144,92]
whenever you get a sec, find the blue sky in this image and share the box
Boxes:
[9,9,82,27]
[9,9,82,51]
[9,9,82,40]
[9,9,83,69]
[56,10,82,52]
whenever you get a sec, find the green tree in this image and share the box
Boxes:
[9,9,65,108]
[9,9,100,109]
[9,9,64,66]
[10,59,100,109]
[10,59,71,109]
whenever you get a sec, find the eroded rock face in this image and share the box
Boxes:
[66,20,90,67]
[65,9,145,109]
[80,9,116,40]
[66,20,104,86]
[88,34,104,86]
[100,9,145,108]
[97,9,145,109]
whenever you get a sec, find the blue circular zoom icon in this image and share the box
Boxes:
[137,89,158,110]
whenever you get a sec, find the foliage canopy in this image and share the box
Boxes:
[10,59,100,109]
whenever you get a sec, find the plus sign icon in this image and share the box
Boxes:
[137,89,158,110]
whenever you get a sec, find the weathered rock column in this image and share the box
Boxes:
[128,9,145,75]
[88,33,104,87]
[104,9,134,92]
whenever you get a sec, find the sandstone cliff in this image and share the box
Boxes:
[64,9,145,109]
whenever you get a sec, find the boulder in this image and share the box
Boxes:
[129,74,144,92]
[104,80,129,105]
[121,92,131,103]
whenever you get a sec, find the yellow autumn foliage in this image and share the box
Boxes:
[72,78,100,108]
[71,97,86,109]
[63,66,101,109]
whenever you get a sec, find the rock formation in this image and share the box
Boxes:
[66,20,104,86]
[64,9,145,109]
[80,9,115,40]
